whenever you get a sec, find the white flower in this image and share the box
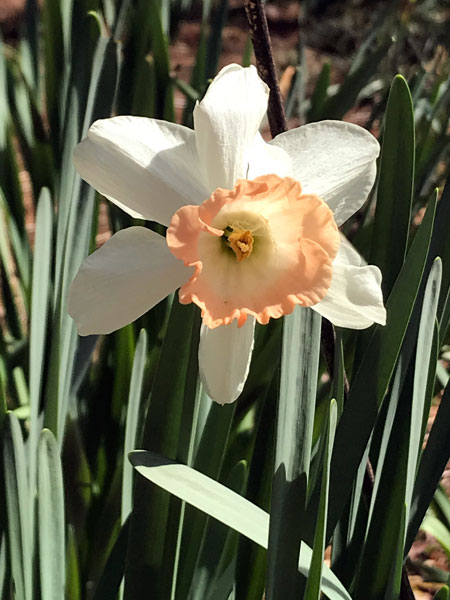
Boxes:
[68,64,386,405]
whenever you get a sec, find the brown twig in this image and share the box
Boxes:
[243,0,287,137]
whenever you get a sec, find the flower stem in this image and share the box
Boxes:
[243,0,287,137]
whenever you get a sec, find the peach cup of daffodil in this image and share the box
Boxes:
[68,64,386,405]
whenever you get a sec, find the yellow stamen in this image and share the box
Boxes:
[227,229,254,262]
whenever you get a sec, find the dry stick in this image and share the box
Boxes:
[242,3,416,599]
[243,0,287,138]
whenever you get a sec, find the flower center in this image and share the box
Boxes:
[223,227,254,262]
[166,174,341,329]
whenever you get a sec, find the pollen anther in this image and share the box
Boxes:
[226,229,254,262]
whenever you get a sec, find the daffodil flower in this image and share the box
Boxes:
[68,64,386,405]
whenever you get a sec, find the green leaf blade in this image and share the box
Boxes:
[322,190,437,541]
[370,74,415,298]
[38,429,66,600]
[3,413,32,600]
[304,400,337,600]
[129,450,352,600]
[266,308,322,600]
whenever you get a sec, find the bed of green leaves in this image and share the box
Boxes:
[1,1,450,599]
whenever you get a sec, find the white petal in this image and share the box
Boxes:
[270,121,380,226]
[312,253,386,329]
[247,133,292,180]
[74,116,209,226]
[199,317,256,405]
[335,235,366,266]
[194,64,269,191]
[68,227,192,335]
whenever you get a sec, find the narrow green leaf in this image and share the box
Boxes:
[189,461,247,600]
[111,326,135,423]
[370,75,414,298]
[122,329,147,523]
[0,533,7,598]
[266,308,321,600]
[308,62,330,122]
[242,34,253,68]
[406,258,442,511]
[332,329,345,416]
[71,335,98,396]
[0,33,8,146]
[320,191,437,541]
[182,22,207,127]
[66,526,81,600]
[358,254,440,598]
[175,400,236,600]
[47,30,119,439]
[421,513,450,558]
[148,0,173,120]
[330,445,369,590]
[432,180,450,345]
[112,0,131,40]
[10,71,35,152]
[435,585,450,600]
[20,0,40,94]
[433,486,450,529]
[42,0,64,138]
[0,199,25,339]
[38,429,65,600]
[93,518,130,600]
[204,0,229,81]
[304,400,337,600]
[124,301,199,600]
[367,354,405,529]
[3,413,32,600]
[407,377,450,550]
[28,188,53,540]
[318,42,389,120]
[55,22,112,300]
[12,366,29,407]
[102,0,115,28]
[130,56,156,117]
[385,504,407,600]
[0,358,7,426]
[0,123,25,235]
[0,189,30,293]
[174,77,200,104]
[354,387,409,600]
[235,375,277,600]
[55,12,101,278]
[206,561,235,600]
[129,451,352,600]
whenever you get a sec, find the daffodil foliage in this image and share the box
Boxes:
[1,2,450,600]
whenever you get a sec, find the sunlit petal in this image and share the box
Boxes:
[270,120,380,226]
[199,317,255,405]
[247,133,292,180]
[312,240,386,329]
[194,64,269,191]
[74,116,209,225]
[68,227,192,335]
